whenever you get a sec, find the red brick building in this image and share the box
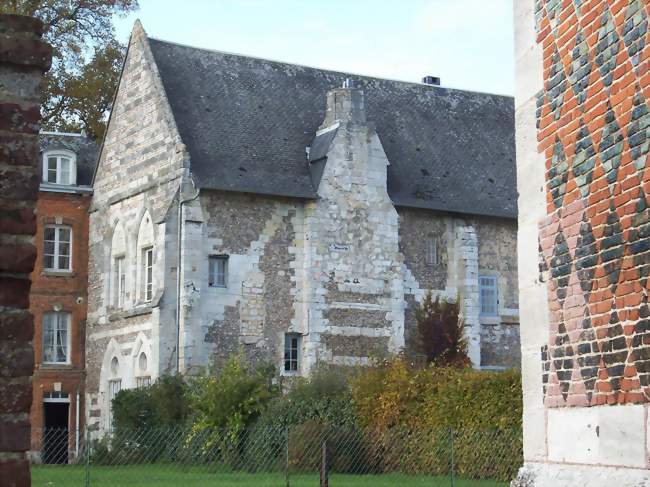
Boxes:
[29,132,97,463]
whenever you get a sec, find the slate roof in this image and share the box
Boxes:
[40,133,99,186]
[148,38,517,219]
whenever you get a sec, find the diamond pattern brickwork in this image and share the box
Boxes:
[536,0,650,407]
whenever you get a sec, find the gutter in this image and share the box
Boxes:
[175,184,200,374]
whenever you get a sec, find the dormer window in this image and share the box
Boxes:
[43,150,76,185]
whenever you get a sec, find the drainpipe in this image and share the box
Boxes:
[175,183,200,373]
[75,389,80,458]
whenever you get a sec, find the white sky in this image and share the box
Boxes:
[114,0,514,95]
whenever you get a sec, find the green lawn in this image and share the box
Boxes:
[32,465,508,487]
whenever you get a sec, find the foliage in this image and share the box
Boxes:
[257,366,357,429]
[415,291,469,367]
[349,356,522,480]
[350,356,522,432]
[0,0,139,139]
[112,374,191,431]
[188,352,279,445]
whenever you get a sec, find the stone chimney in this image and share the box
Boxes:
[320,78,367,128]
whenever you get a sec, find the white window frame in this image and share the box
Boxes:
[208,255,228,288]
[42,150,76,186]
[136,376,151,388]
[479,275,499,317]
[426,237,439,266]
[43,225,72,272]
[113,255,126,307]
[284,333,301,373]
[42,312,71,365]
[142,246,153,302]
[108,378,122,431]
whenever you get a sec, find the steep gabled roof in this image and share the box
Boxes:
[148,37,517,219]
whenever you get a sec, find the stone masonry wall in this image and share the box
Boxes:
[0,14,51,487]
[86,21,187,433]
[184,190,301,372]
[535,0,650,408]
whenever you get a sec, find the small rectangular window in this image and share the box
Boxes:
[426,237,438,266]
[114,256,126,307]
[143,247,153,301]
[42,312,70,364]
[44,225,72,271]
[136,376,151,388]
[208,255,228,287]
[284,333,301,372]
[479,275,498,316]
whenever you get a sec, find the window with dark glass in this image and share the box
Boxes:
[284,333,300,372]
[44,225,72,271]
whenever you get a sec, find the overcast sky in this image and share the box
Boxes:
[114,0,514,96]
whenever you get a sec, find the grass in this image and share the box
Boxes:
[31,464,508,487]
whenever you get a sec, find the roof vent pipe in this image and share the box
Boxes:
[342,78,356,89]
[422,76,441,86]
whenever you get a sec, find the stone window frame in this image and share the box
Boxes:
[284,333,301,373]
[208,254,229,288]
[42,311,72,365]
[43,224,73,272]
[42,149,77,186]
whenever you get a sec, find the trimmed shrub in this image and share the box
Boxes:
[349,356,522,481]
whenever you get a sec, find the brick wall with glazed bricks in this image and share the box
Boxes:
[535,0,650,408]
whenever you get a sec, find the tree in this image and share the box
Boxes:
[1,0,138,139]
[415,291,470,367]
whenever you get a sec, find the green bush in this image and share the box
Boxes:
[350,356,522,481]
[112,374,191,431]
[187,352,279,467]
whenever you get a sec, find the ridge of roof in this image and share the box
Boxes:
[147,36,513,100]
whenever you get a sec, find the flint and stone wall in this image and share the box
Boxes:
[87,23,521,433]
[0,14,51,487]
[514,0,650,484]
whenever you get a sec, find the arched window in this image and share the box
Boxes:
[136,212,155,302]
[108,356,121,430]
[111,222,127,307]
[42,150,76,185]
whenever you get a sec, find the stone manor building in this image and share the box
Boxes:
[85,21,519,432]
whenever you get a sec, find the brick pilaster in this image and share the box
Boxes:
[0,14,51,487]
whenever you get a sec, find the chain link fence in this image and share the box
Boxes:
[30,425,521,486]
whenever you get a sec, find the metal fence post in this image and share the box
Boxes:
[449,428,455,487]
[285,427,290,487]
[320,439,328,487]
[84,428,90,487]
